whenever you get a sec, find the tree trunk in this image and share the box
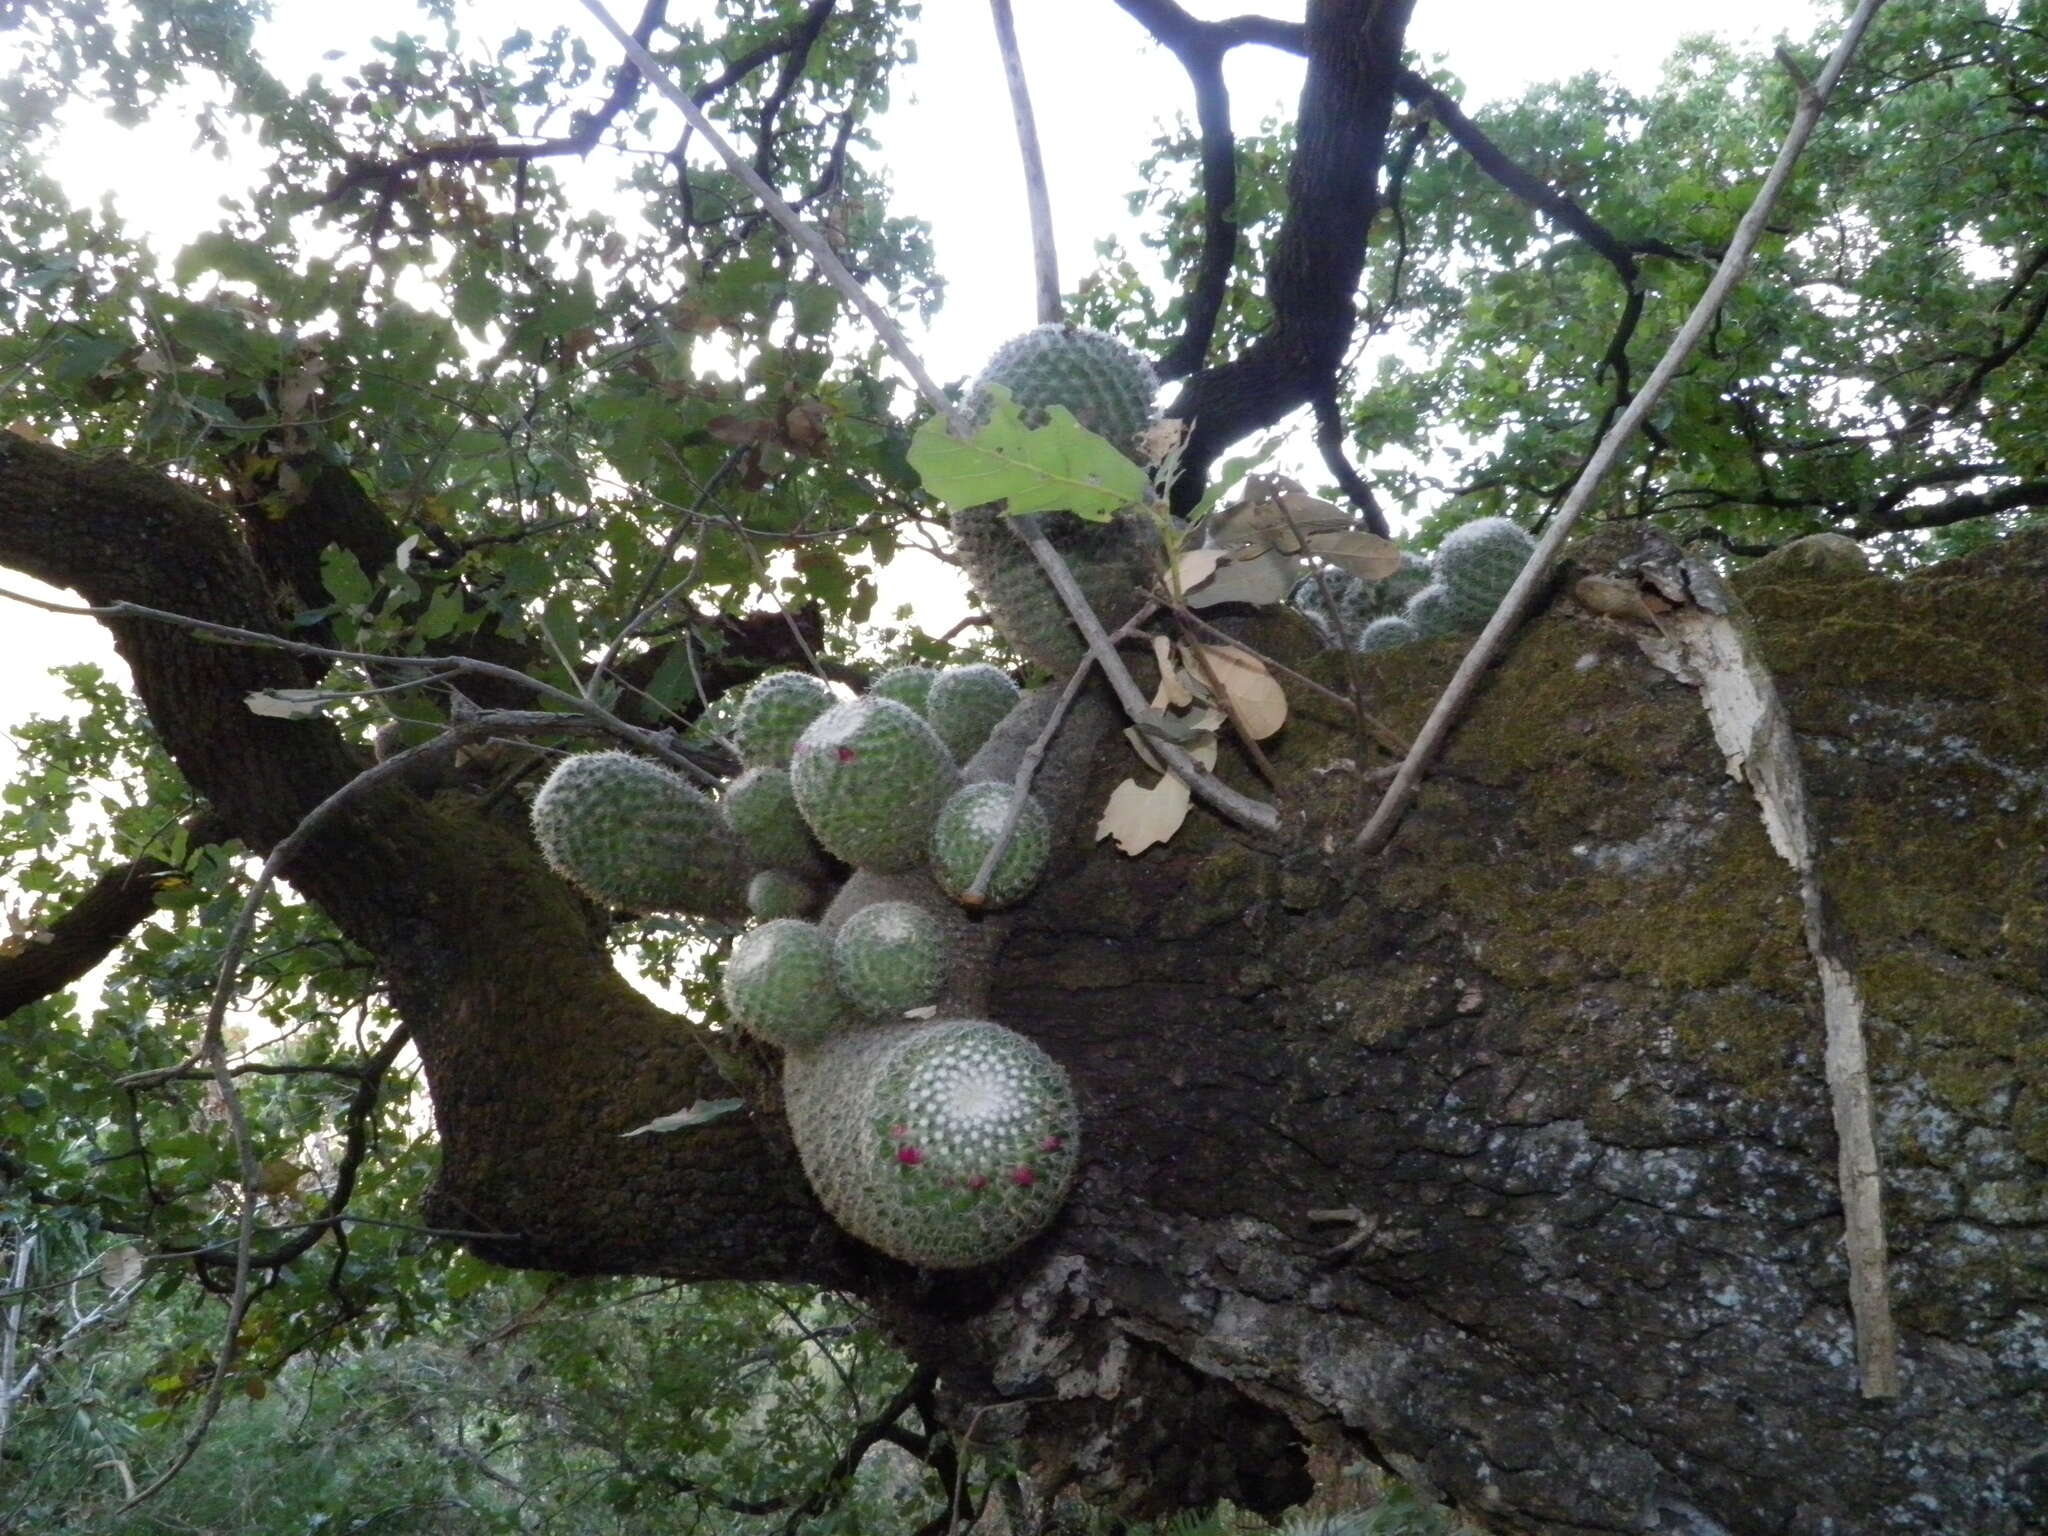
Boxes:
[4,436,2044,1532]
[902,533,2048,1535]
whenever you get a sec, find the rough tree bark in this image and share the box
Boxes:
[4,432,2045,1534]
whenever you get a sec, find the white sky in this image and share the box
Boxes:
[0,0,1826,809]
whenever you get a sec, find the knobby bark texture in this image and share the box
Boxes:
[4,436,2046,1533]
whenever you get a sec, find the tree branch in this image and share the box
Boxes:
[0,811,228,1018]
[1159,0,1416,508]
[1356,0,1891,856]
[991,0,1062,324]
[326,0,669,202]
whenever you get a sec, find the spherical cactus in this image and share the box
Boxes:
[723,918,847,1048]
[965,325,1159,455]
[925,664,1020,764]
[1292,552,1433,646]
[748,869,817,920]
[833,900,949,1017]
[1434,516,1536,603]
[1356,616,1419,654]
[1402,583,1464,639]
[930,781,1051,910]
[790,698,958,873]
[783,1018,1081,1269]
[732,672,834,769]
[530,751,748,918]
[951,503,1160,673]
[722,766,824,874]
[869,665,937,716]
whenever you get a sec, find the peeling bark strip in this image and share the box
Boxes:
[1622,537,1897,1398]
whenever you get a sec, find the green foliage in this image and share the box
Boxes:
[2,1262,934,1536]
[909,388,1151,521]
[4,0,2047,1524]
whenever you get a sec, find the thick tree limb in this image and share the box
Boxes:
[1159,0,1417,508]
[0,434,827,1292]
[1113,0,1275,380]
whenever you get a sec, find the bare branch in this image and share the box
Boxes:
[990,0,1061,324]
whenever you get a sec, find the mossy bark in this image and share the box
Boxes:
[922,532,2048,1534]
[5,434,2044,1533]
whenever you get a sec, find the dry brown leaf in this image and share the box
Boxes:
[1096,771,1193,855]
[1184,644,1286,739]
[1122,725,1165,775]
[1173,547,1225,596]
[1573,574,1666,626]
[4,421,50,443]
[1152,635,1195,709]
[1138,418,1188,467]
[1182,546,1299,609]
[1309,528,1402,581]
[1210,474,1353,554]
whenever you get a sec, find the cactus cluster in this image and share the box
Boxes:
[531,325,1195,1266]
[1290,517,1537,656]
[1291,552,1431,646]
[790,697,959,873]
[952,326,1165,675]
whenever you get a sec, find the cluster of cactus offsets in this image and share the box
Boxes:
[732,671,834,769]
[1396,518,1537,642]
[965,324,1160,451]
[833,900,949,1016]
[784,1018,1081,1269]
[930,782,1051,909]
[721,766,824,875]
[530,751,749,918]
[747,869,816,920]
[723,918,847,1049]
[1434,516,1537,597]
[1400,583,1462,640]
[869,664,937,715]
[789,697,959,874]
[1356,616,1419,654]
[1292,553,1432,646]
[925,663,1021,764]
